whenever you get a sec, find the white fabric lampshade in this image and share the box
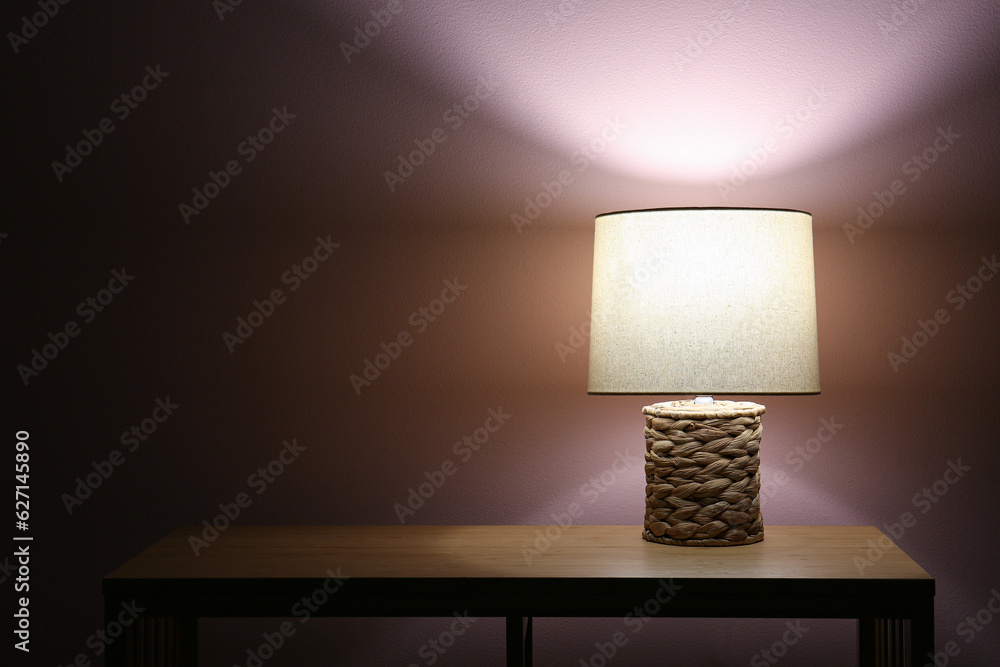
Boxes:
[588,208,820,395]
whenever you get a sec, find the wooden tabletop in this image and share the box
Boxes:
[106,525,931,582]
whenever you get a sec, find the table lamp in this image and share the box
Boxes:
[588,208,819,546]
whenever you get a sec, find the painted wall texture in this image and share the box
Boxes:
[7,1,1000,665]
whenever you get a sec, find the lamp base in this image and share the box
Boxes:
[642,400,766,546]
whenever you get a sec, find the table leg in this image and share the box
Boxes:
[910,597,935,667]
[505,616,532,667]
[860,616,932,667]
[104,599,197,667]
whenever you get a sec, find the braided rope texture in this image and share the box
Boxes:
[642,400,766,547]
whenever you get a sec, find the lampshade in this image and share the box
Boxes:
[588,207,819,395]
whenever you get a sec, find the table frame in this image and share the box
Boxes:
[103,525,934,666]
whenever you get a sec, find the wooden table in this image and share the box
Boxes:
[103,525,934,666]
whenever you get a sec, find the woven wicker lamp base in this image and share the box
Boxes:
[642,400,766,547]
